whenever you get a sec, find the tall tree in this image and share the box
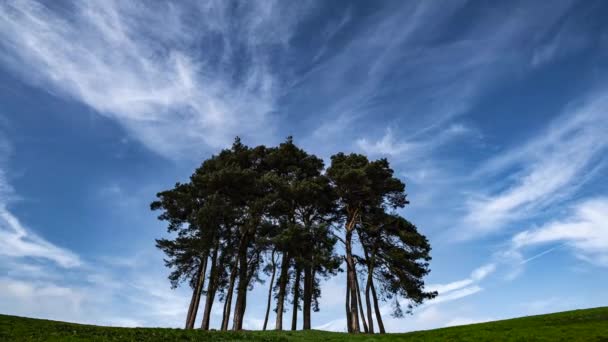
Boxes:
[152,181,212,330]
[357,209,437,333]
[265,138,340,330]
[153,138,434,334]
[326,154,408,333]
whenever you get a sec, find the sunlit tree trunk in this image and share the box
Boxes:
[344,216,360,333]
[186,254,207,329]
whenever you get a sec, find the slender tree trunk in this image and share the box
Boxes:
[291,266,301,331]
[365,270,375,334]
[302,263,312,330]
[263,250,277,331]
[345,259,352,333]
[354,269,369,333]
[186,254,207,329]
[232,234,249,331]
[201,247,219,330]
[237,250,260,330]
[185,281,197,329]
[275,251,290,330]
[345,225,360,333]
[370,279,385,334]
[362,246,375,334]
[359,228,375,333]
[221,261,238,331]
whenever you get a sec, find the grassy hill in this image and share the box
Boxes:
[1,307,607,341]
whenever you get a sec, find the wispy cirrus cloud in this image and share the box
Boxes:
[315,263,496,332]
[463,92,608,237]
[0,0,308,158]
[425,263,495,303]
[0,149,81,267]
[0,137,187,327]
[0,207,82,268]
[357,124,471,158]
[301,1,576,154]
[511,197,608,267]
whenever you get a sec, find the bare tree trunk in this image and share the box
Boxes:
[275,252,290,330]
[359,228,375,333]
[345,226,360,333]
[263,250,277,331]
[370,279,385,334]
[186,255,207,329]
[365,270,375,334]
[302,262,312,330]
[291,266,301,331]
[221,262,238,331]
[232,235,249,331]
[345,259,352,333]
[201,247,219,330]
[185,282,197,329]
[354,269,368,333]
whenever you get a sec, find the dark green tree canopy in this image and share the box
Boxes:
[152,137,435,333]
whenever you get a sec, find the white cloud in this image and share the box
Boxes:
[0,160,81,268]
[0,248,195,328]
[0,207,81,268]
[471,263,496,281]
[464,92,608,236]
[356,124,470,158]
[0,277,86,321]
[444,316,494,327]
[0,142,188,327]
[305,1,574,155]
[314,318,347,332]
[426,263,495,297]
[428,286,483,305]
[511,197,608,267]
[0,0,307,157]
[516,297,585,316]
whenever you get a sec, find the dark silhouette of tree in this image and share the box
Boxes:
[357,209,437,333]
[327,154,410,333]
[264,137,340,331]
[152,138,434,333]
[152,181,211,329]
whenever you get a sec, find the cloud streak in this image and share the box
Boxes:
[425,263,495,302]
[301,1,576,154]
[0,0,307,157]
[0,157,80,267]
[0,207,82,268]
[512,197,608,267]
[357,124,470,158]
[463,92,608,236]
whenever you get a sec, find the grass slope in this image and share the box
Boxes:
[1,307,607,341]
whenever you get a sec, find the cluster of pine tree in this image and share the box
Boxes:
[151,137,437,333]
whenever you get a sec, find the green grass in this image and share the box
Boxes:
[1,307,607,341]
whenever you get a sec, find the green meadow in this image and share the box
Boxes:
[2,306,607,341]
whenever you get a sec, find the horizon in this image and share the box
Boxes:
[1,0,608,332]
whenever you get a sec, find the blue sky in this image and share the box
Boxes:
[1,0,608,331]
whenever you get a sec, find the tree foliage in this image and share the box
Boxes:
[152,137,435,333]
